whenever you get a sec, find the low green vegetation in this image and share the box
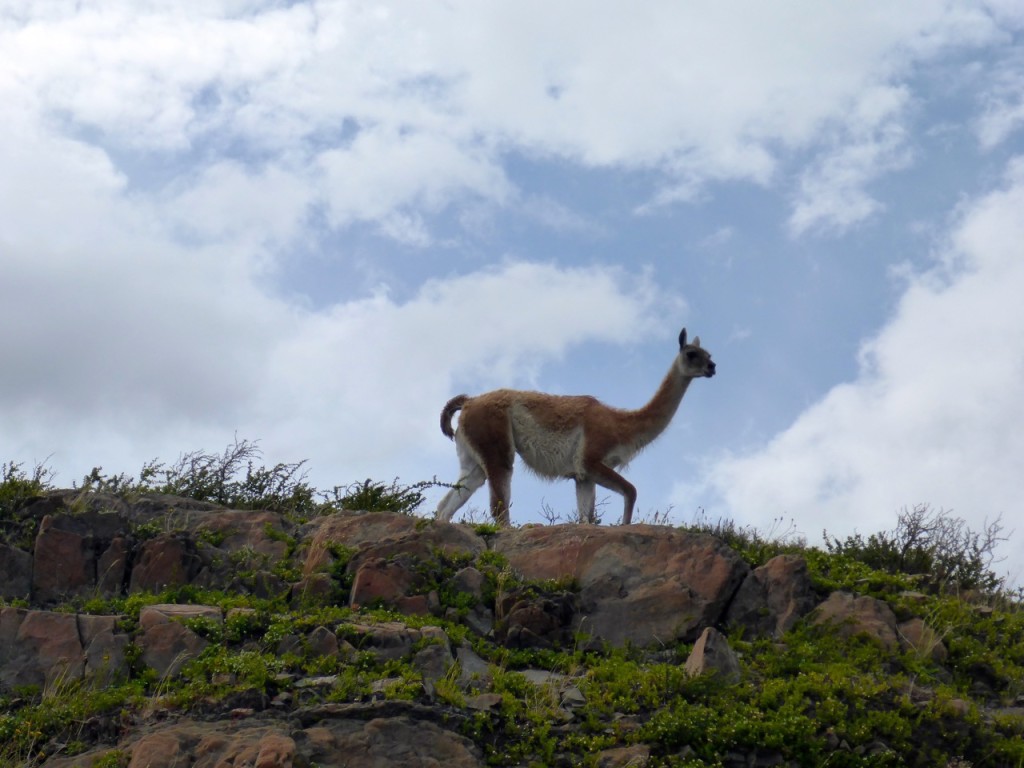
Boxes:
[0,447,1022,767]
[0,440,445,534]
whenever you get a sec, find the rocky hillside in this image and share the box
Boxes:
[0,488,1022,767]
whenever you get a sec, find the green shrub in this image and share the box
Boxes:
[824,504,1008,592]
[0,461,54,549]
[321,477,445,515]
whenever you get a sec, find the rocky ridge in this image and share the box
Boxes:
[0,490,1021,767]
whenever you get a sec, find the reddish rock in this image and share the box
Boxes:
[301,512,485,576]
[78,613,130,685]
[493,524,748,645]
[192,728,297,768]
[303,715,482,767]
[254,732,297,768]
[813,591,901,650]
[130,534,201,593]
[349,557,416,610]
[20,609,84,684]
[194,510,292,559]
[30,509,128,603]
[725,554,819,638]
[32,516,94,602]
[127,730,188,768]
[138,604,221,678]
[59,716,481,768]
[395,593,434,616]
[0,608,84,690]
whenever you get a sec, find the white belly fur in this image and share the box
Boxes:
[509,405,585,478]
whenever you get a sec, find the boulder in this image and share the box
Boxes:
[192,509,292,559]
[0,608,84,690]
[0,543,31,600]
[301,512,485,576]
[54,716,483,768]
[137,604,222,677]
[32,518,93,601]
[130,534,203,593]
[349,557,417,610]
[725,554,819,638]
[456,644,493,690]
[684,627,741,684]
[493,525,748,645]
[290,573,335,606]
[127,729,190,768]
[495,589,577,648]
[812,591,901,650]
[79,613,130,685]
[452,566,486,600]
[307,625,340,658]
[31,511,126,603]
[414,642,455,698]
[300,715,482,767]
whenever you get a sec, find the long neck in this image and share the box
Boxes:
[622,359,693,447]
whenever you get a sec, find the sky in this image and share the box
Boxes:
[3,2,1024,584]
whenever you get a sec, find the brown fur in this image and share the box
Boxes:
[436,328,715,526]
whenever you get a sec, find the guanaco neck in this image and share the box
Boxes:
[621,358,694,448]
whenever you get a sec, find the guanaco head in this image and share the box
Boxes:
[677,328,716,378]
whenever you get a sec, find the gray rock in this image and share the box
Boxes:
[725,554,818,638]
[684,626,740,684]
[0,543,31,601]
[456,644,492,690]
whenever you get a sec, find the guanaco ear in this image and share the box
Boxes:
[693,336,701,347]
[678,328,687,348]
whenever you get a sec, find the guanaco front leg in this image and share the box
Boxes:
[589,463,637,525]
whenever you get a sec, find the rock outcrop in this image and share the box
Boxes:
[45,711,483,768]
[4,492,798,647]
[492,524,749,645]
[0,490,983,768]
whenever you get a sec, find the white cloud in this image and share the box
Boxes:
[0,117,664,486]
[788,87,913,236]
[163,160,315,247]
[316,126,512,233]
[244,262,667,493]
[691,157,1024,576]
[698,226,736,250]
[0,124,290,425]
[4,1,1017,246]
[976,50,1024,149]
